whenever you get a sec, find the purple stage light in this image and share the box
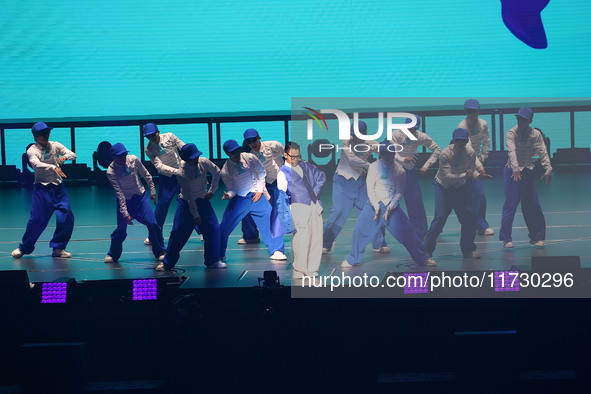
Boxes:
[494,271,520,292]
[404,273,429,294]
[41,282,68,304]
[132,279,158,300]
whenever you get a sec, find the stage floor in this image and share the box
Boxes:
[1,170,589,289]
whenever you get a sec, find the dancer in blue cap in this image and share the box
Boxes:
[219,139,286,261]
[157,143,224,271]
[323,121,387,254]
[390,115,441,239]
[12,122,76,259]
[143,123,201,245]
[500,107,552,248]
[276,142,327,278]
[424,128,492,258]
[240,128,284,244]
[342,142,436,268]
[104,143,166,263]
[458,99,494,236]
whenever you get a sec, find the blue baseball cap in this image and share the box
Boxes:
[179,143,203,160]
[452,128,469,140]
[515,107,534,121]
[110,143,129,156]
[243,128,260,140]
[464,99,480,110]
[223,139,241,154]
[143,123,159,137]
[350,121,368,136]
[406,114,421,130]
[31,121,53,135]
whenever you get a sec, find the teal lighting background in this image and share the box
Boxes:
[1,0,590,165]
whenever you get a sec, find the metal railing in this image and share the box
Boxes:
[1,101,590,167]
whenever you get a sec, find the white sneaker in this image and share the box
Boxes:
[424,258,437,267]
[292,270,305,279]
[483,228,495,235]
[144,238,151,245]
[322,248,330,254]
[463,251,481,259]
[52,249,72,258]
[155,262,167,272]
[237,238,260,244]
[104,255,116,263]
[307,271,319,277]
[270,251,287,260]
[11,248,24,258]
[157,254,165,261]
[372,246,391,254]
[530,240,545,247]
[341,260,355,268]
[504,242,514,248]
[207,261,227,269]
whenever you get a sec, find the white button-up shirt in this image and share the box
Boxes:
[434,144,477,189]
[27,141,76,186]
[335,139,379,180]
[458,118,490,164]
[220,152,266,198]
[366,158,406,211]
[250,140,284,183]
[107,154,156,218]
[391,130,441,171]
[145,132,185,177]
[505,126,552,173]
[177,158,221,219]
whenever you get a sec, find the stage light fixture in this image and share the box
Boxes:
[41,282,68,303]
[132,279,158,300]
[494,271,520,292]
[403,272,429,294]
[258,270,281,288]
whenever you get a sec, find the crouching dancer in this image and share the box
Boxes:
[342,142,436,268]
[157,143,224,271]
[105,143,166,263]
[424,128,492,259]
[219,139,286,261]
